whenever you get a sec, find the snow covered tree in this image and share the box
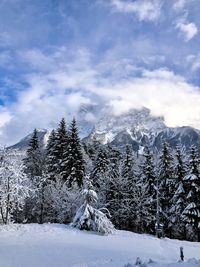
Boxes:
[25,129,43,179]
[90,146,111,209]
[105,146,122,226]
[170,146,188,239]
[121,145,135,182]
[111,145,136,229]
[24,129,47,223]
[64,118,85,187]
[140,146,156,233]
[130,184,154,233]
[90,147,110,190]
[72,183,114,235]
[0,149,32,224]
[158,141,175,236]
[141,146,156,197]
[46,129,58,181]
[45,176,80,223]
[182,146,200,241]
[54,118,69,182]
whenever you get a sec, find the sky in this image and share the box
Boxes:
[1,0,200,145]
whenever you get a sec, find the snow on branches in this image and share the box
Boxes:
[0,149,32,224]
[72,183,114,235]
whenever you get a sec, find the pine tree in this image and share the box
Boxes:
[54,118,69,182]
[28,128,39,151]
[72,182,114,235]
[140,146,156,233]
[24,129,47,224]
[141,146,156,197]
[170,146,187,239]
[118,145,136,229]
[90,147,110,190]
[46,129,58,181]
[106,146,122,227]
[121,145,135,183]
[25,129,42,179]
[158,141,175,237]
[129,183,154,233]
[108,145,153,233]
[64,118,85,187]
[183,146,200,241]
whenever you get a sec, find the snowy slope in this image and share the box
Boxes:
[0,224,199,267]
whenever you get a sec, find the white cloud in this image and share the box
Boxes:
[186,53,200,71]
[2,47,200,145]
[111,0,163,21]
[173,0,186,12]
[94,68,200,130]
[176,20,198,41]
[0,109,12,137]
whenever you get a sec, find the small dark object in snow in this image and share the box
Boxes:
[180,246,184,261]
[135,257,142,265]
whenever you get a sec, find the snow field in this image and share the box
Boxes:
[0,224,200,267]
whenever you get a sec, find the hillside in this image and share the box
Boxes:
[0,224,200,267]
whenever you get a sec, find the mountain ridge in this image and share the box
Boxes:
[8,106,200,153]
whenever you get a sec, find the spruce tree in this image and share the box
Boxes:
[121,145,135,183]
[24,129,46,223]
[141,146,156,197]
[64,118,85,187]
[25,129,41,179]
[118,145,138,229]
[46,129,58,181]
[170,146,187,239]
[183,146,200,241]
[106,146,122,227]
[72,182,114,235]
[54,118,68,182]
[158,141,175,236]
[90,147,110,190]
[140,146,156,233]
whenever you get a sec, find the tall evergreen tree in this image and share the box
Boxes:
[54,118,68,182]
[106,146,122,227]
[117,145,138,229]
[64,118,85,187]
[121,145,135,182]
[90,147,110,190]
[140,146,156,233]
[24,129,46,224]
[46,129,58,181]
[25,129,42,179]
[170,146,187,239]
[158,141,175,236]
[183,146,200,241]
[141,146,156,197]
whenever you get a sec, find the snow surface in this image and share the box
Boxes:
[0,224,199,267]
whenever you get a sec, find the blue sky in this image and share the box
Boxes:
[1,0,200,145]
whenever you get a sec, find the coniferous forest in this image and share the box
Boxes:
[0,117,200,242]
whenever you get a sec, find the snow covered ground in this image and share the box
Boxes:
[0,224,199,267]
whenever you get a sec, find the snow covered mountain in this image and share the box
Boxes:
[9,129,48,150]
[86,107,165,149]
[9,105,200,152]
[84,106,200,153]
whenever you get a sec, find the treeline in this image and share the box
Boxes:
[0,117,200,241]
